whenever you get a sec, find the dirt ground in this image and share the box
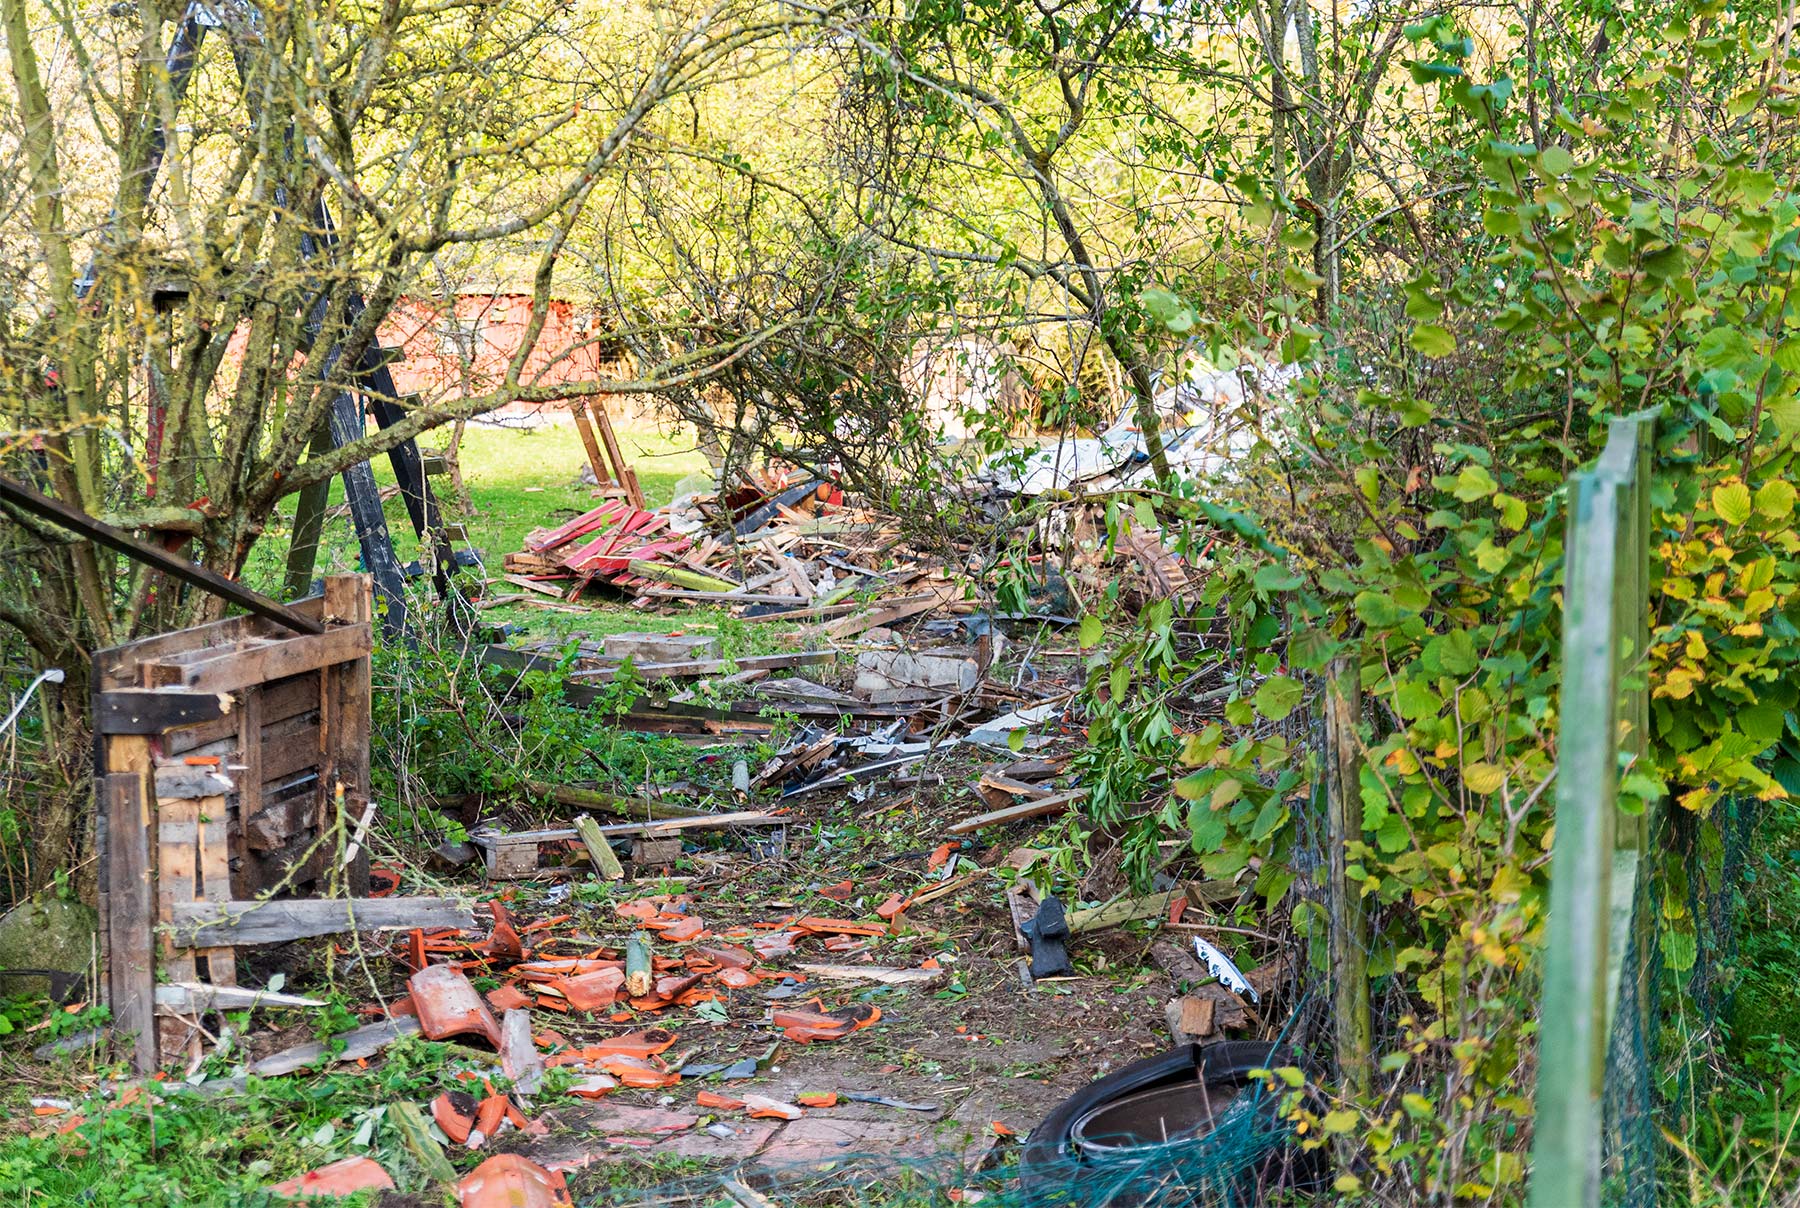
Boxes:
[432,757,1186,1200]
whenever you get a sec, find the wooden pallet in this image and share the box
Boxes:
[95,576,375,1073]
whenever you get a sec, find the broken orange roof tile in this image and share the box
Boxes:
[818,879,854,901]
[468,1092,509,1149]
[773,1002,881,1044]
[591,1028,676,1058]
[555,967,625,1013]
[593,1056,680,1089]
[692,943,754,969]
[485,917,525,961]
[456,1153,573,1208]
[695,1090,745,1110]
[716,967,759,990]
[647,916,706,943]
[432,1092,478,1146]
[875,893,908,921]
[269,1156,395,1199]
[568,1074,618,1099]
[795,1092,838,1108]
[654,973,702,999]
[487,985,531,1013]
[409,965,504,1048]
[926,841,955,871]
[616,900,663,922]
[791,917,887,937]
[521,914,572,933]
[743,1095,803,1121]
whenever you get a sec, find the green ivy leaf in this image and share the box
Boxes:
[1079,613,1104,648]
[1411,324,1458,358]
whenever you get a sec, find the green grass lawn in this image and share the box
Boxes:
[240,420,808,654]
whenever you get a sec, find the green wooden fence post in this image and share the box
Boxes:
[1530,410,1658,1208]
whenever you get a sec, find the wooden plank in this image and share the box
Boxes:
[155,983,326,1012]
[524,780,707,822]
[949,789,1087,835]
[151,765,235,800]
[591,403,644,508]
[567,650,835,683]
[635,588,810,605]
[168,897,478,948]
[1324,659,1371,1099]
[156,799,200,973]
[570,402,613,485]
[1529,458,1630,1208]
[322,390,410,636]
[156,796,201,1065]
[102,772,157,1074]
[146,623,371,695]
[251,1016,422,1077]
[0,473,323,635]
[195,796,236,988]
[231,684,263,898]
[573,815,626,880]
[323,576,373,897]
[96,689,229,735]
[259,713,324,782]
[819,590,949,641]
[625,560,737,593]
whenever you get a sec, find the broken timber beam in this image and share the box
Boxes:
[0,472,322,635]
[96,689,228,735]
[573,814,626,880]
[523,781,706,822]
[168,897,476,948]
[1067,882,1239,934]
[949,789,1087,835]
[566,650,835,682]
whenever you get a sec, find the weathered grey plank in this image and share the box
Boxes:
[168,896,475,947]
[251,1016,422,1076]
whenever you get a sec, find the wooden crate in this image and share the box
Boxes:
[94,576,373,1071]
